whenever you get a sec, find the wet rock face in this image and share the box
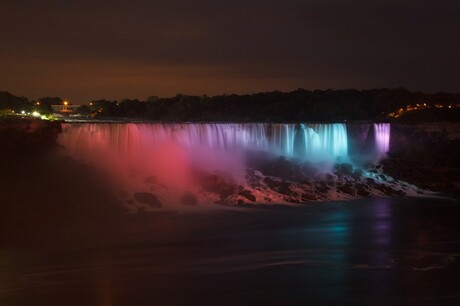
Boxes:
[197,172,239,202]
[337,183,355,195]
[335,163,354,177]
[238,189,256,202]
[133,192,163,208]
[246,152,317,182]
[245,169,263,188]
[263,177,289,194]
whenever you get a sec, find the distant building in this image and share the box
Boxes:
[51,103,79,114]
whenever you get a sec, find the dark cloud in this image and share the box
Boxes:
[1,0,459,102]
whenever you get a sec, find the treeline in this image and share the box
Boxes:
[0,92,62,115]
[2,88,460,122]
[0,91,30,113]
[80,88,460,122]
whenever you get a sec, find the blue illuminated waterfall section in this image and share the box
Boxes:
[293,124,348,161]
[59,123,349,162]
[373,123,390,156]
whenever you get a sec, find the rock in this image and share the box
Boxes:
[219,186,237,201]
[301,193,317,201]
[133,192,162,208]
[180,191,198,206]
[315,184,329,194]
[355,184,370,197]
[263,177,293,195]
[197,173,238,202]
[250,155,314,182]
[351,169,363,180]
[337,183,355,195]
[335,163,354,176]
[245,169,263,188]
[238,189,256,202]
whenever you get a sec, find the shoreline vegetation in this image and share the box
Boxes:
[2,87,460,122]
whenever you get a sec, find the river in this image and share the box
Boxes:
[1,197,459,305]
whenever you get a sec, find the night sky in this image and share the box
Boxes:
[1,0,459,103]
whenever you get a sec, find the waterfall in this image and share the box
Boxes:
[58,123,350,162]
[56,122,390,203]
[373,123,390,157]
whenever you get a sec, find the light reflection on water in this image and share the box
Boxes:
[1,197,460,305]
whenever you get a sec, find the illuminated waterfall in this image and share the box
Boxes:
[295,124,348,161]
[59,123,349,162]
[373,123,390,156]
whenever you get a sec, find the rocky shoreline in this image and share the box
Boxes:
[117,154,429,211]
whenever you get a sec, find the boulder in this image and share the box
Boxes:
[133,192,162,208]
[238,189,256,202]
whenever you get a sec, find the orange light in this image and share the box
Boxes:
[63,101,69,106]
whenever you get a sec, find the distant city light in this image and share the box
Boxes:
[32,111,40,117]
[21,110,25,114]
[387,102,460,118]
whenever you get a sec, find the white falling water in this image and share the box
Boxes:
[373,123,391,157]
[58,123,349,162]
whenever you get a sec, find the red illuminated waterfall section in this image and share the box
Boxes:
[373,123,391,157]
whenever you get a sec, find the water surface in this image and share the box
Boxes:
[1,197,459,305]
